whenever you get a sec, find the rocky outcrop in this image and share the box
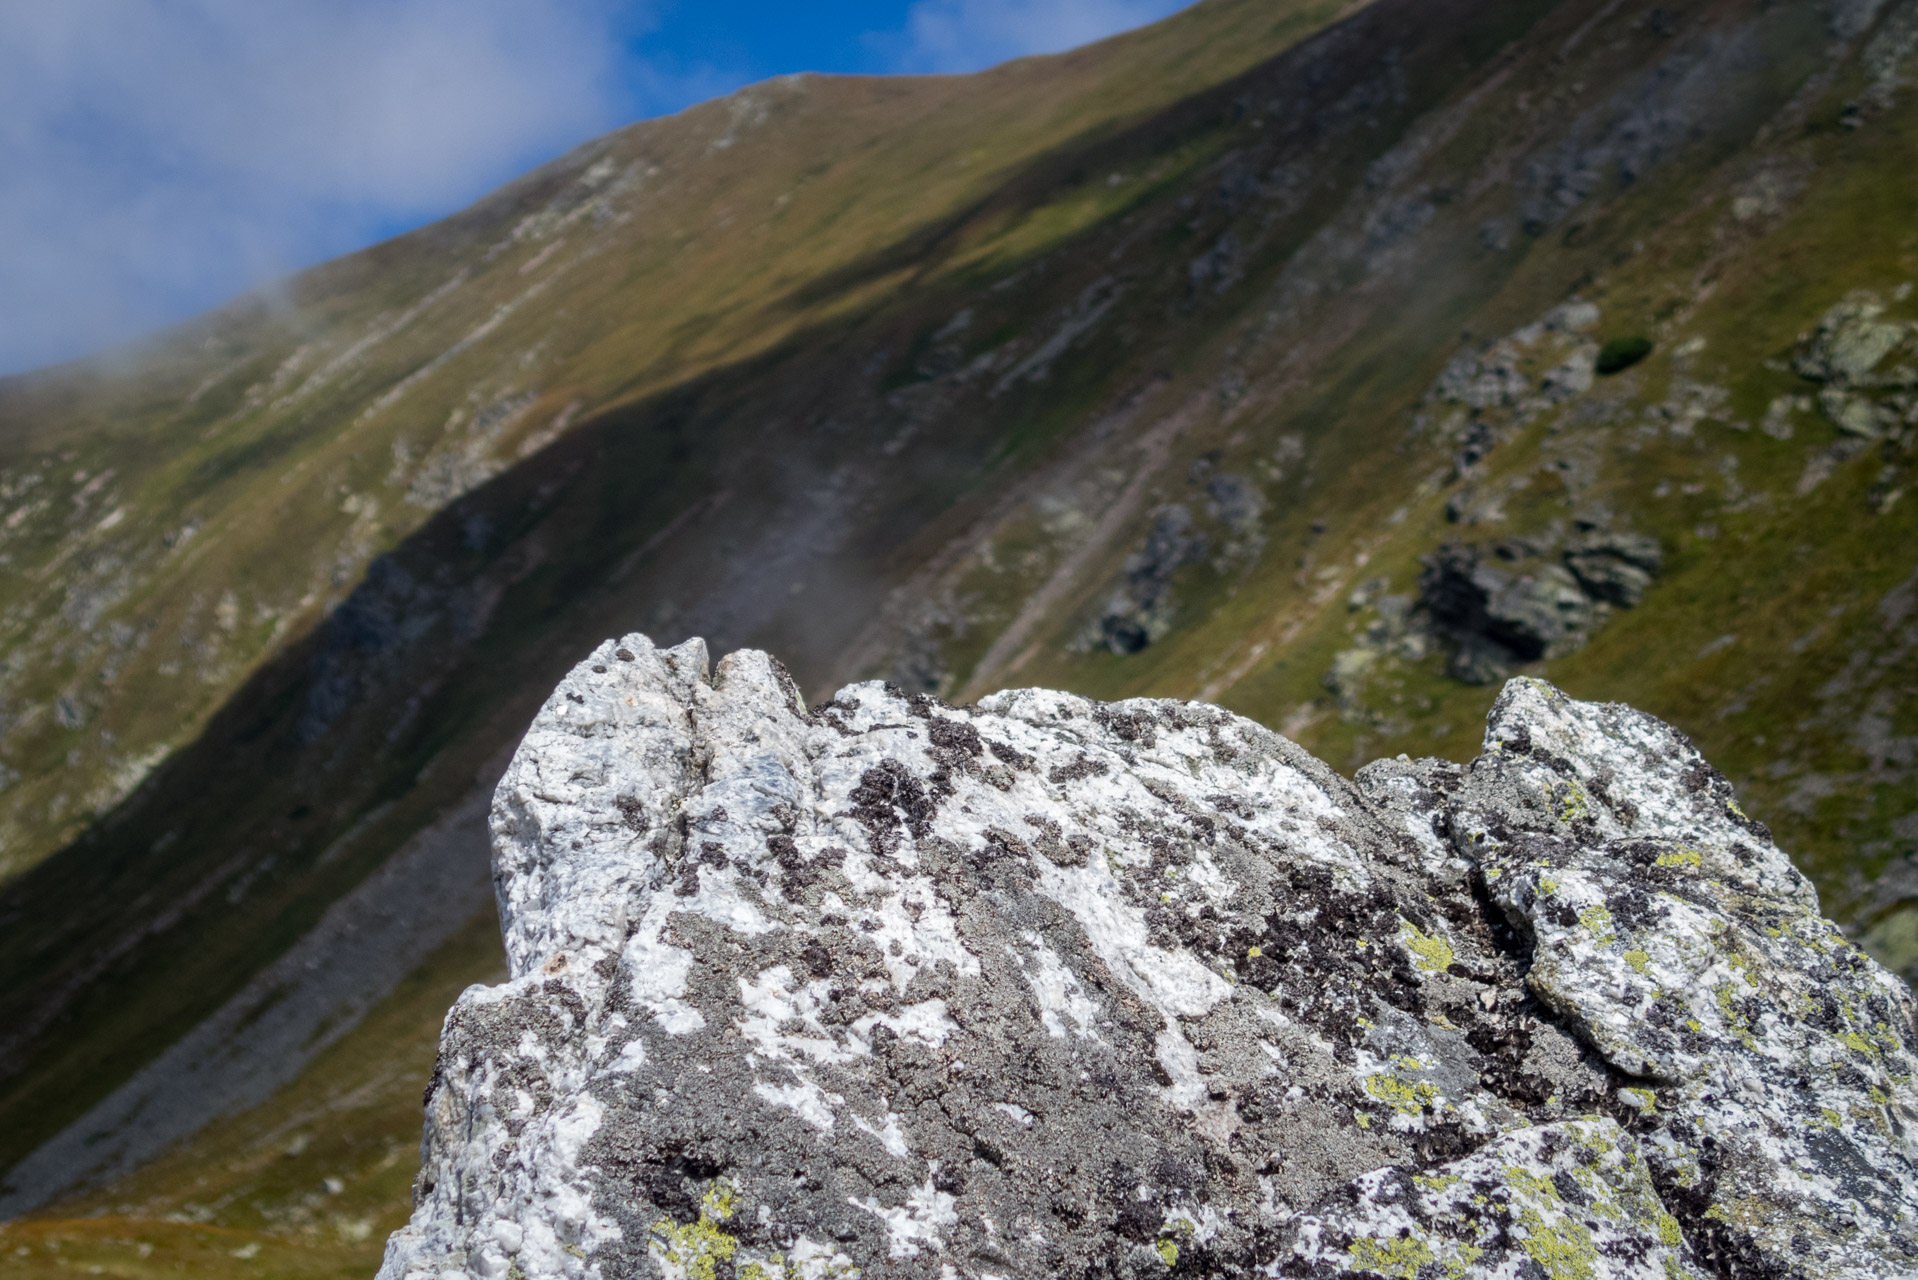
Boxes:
[378,636,1918,1280]
[1096,505,1210,655]
[1416,527,1662,685]
[1792,291,1918,440]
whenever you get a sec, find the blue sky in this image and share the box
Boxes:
[0,0,1192,377]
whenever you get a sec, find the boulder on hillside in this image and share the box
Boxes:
[378,636,1918,1280]
[1563,529,1663,607]
[1418,541,1597,681]
[1416,528,1663,684]
[1097,505,1209,655]
[1792,293,1918,440]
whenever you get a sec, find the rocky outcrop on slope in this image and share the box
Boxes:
[1415,528,1663,685]
[1791,290,1918,440]
[379,636,1918,1280]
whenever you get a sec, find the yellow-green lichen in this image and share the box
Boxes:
[651,1180,743,1280]
[1624,949,1652,975]
[1347,1234,1435,1280]
[741,1251,854,1280]
[1656,1211,1682,1247]
[1505,1167,1556,1200]
[1571,1124,1617,1154]
[1618,1087,1657,1114]
[1713,982,1756,1047]
[1839,1030,1875,1056]
[1576,904,1616,945]
[1155,1239,1179,1266]
[1547,778,1591,824]
[1655,848,1702,870]
[1366,1073,1441,1116]
[1516,1206,1598,1280]
[1400,920,1456,974]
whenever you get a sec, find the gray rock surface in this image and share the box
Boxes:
[378,636,1918,1280]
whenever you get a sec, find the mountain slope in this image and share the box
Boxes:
[4,0,1918,1271]
[0,0,1369,1188]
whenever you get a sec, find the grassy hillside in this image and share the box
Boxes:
[5,0,1918,1271]
[0,0,1369,1186]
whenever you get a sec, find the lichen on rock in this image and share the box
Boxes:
[378,637,1918,1280]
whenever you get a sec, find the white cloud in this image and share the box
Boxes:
[0,1,650,375]
[0,2,1202,376]
[883,0,1191,74]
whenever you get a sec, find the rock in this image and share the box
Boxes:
[1418,542,1598,679]
[1097,505,1208,654]
[1477,562,1594,658]
[1446,631,1516,686]
[1791,294,1918,441]
[1416,530,1663,682]
[1564,530,1663,607]
[1202,474,1264,535]
[378,639,1918,1280]
[1324,595,1428,709]
[1794,295,1916,389]
[1817,388,1895,440]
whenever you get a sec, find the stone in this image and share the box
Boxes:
[1414,531,1662,684]
[1790,294,1918,441]
[1097,505,1209,654]
[1203,474,1265,535]
[1817,388,1891,439]
[1564,531,1663,607]
[1478,562,1594,658]
[1794,295,1914,389]
[378,638,1918,1280]
[1418,542,1598,674]
[1446,632,1514,686]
